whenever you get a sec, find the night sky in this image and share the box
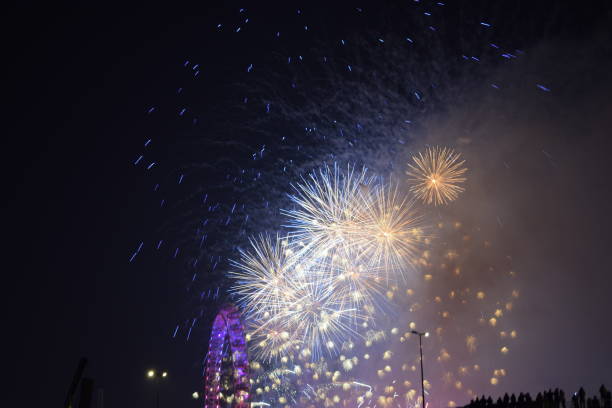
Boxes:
[5,2,612,407]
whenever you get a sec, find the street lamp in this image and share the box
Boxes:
[411,330,429,408]
[146,369,168,408]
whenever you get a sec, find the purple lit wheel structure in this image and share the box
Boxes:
[204,304,251,408]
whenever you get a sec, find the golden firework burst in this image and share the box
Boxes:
[406,146,467,205]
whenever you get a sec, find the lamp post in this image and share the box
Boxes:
[146,369,168,408]
[411,330,429,408]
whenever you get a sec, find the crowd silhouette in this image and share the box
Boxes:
[462,386,611,408]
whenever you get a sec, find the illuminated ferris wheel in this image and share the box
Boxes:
[204,304,251,408]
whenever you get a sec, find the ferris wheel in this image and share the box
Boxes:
[203,304,251,408]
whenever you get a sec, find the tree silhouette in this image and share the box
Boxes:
[460,386,609,408]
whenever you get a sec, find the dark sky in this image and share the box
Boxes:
[5,2,612,407]
[5,4,220,407]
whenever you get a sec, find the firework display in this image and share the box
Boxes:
[243,217,520,408]
[283,165,425,278]
[129,3,538,407]
[221,158,522,408]
[231,165,426,362]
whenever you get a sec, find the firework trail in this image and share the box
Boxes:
[229,233,357,362]
[283,164,425,278]
[282,163,375,258]
[354,182,426,279]
[228,234,297,323]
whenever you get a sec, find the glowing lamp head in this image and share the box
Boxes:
[411,330,429,337]
[147,369,155,378]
